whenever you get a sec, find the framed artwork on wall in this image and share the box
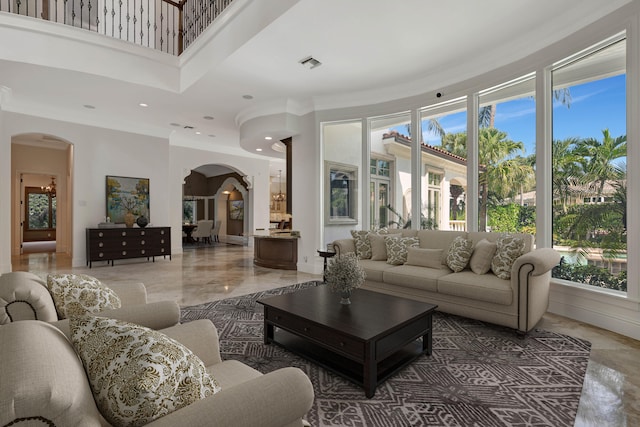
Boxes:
[228,200,244,220]
[106,175,150,223]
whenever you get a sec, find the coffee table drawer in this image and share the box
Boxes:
[266,308,364,359]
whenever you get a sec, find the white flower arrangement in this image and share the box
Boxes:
[325,252,366,293]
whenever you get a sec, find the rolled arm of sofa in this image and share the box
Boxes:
[148,367,314,427]
[161,319,223,366]
[108,281,148,306]
[52,300,181,338]
[0,272,57,324]
[331,238,356,255]
[512,248,562,277]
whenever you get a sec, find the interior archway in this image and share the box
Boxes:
[182,164,250,246]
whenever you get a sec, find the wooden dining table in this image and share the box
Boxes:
[182,223,197,243]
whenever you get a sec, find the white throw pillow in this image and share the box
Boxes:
[491,235,526,279]
[70,316,220,427]
[446,236,474,272]
[385,236,419,265]
[405,247,444,269]
[47,273,121,319]
[469,239,497,274]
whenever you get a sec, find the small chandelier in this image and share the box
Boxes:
[41,177,56,196]
[272,170,286,203]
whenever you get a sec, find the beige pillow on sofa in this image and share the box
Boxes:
[469,239,497,274]
[369,234,388,260]
[350,230,372,259]
[70,316,220,427]
[405,247,444,269]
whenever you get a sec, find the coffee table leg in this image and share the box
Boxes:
[263,309,274,345]
[423,315,433,355]
[363,342,376,398]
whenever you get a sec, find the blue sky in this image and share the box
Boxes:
[417,74,626,157]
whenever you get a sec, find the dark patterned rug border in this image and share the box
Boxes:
[181,282,591,427]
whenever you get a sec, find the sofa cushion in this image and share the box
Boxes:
[359,259,397,282]
[491,235,526,279]
[385,236,419,265]
[446,236,474,272]
[405,247,443,269]
[0,321,106,427]
[350,230,372,259]
[437,271,513,305]
[70,316,220,427]
[383,265,451,292]
[469,239,497,274]
[47,273,121,319]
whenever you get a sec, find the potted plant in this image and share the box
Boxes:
[120,196,139,228]
[325,252,366,304]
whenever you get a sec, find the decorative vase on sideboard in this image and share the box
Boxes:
[124,212,135,228]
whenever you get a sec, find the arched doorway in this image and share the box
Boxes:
[11,133,73,267]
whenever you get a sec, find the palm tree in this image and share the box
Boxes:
[552,137,584,213]
[440,132,467,157]
[575,129,626,196]
[478,128,526,230]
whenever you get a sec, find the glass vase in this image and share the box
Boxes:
[340,289,352,305]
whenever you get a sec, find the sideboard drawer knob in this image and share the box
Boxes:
[122,231,127,236]
[122,251,127,255]
[122,241,127,246]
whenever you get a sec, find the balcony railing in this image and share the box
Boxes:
[0,0,233,55]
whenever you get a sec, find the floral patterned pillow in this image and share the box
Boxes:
[384,236,419,265]
[491,235,526,279]
[70,316,220,427]
[351,230,372,259]
[47,274,121,319]
[446,236,474,272]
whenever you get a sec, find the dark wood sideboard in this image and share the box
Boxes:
[86,227,171,268]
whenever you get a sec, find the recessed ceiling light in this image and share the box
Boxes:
[203,115,214,120]
[256,148,263,152]
[242,95,254,100]
[83,104,95,109]
[299,56,322,69]
[265,136,273,140]
[170,123,181,127]
[195,131,201,135]
[139,103,148,107]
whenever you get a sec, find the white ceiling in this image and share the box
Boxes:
[0,0,631,177]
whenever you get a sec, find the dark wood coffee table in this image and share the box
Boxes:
[258,286,437,398]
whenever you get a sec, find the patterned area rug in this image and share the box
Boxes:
[181,282,591,427]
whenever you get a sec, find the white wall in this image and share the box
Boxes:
[2,112,171,268]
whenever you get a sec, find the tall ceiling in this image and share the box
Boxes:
[0,0,631,174]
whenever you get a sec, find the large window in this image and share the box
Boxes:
[478,75,536,234]
[551,34,627,292]
[370,113,410,230]
[420,98,467,230]
[25,187,56,231]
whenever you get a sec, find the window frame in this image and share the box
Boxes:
[24,186,56,231]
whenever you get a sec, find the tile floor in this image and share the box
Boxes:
[11,243,640,426]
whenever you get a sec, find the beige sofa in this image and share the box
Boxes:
[0,271,180,330]
[332,230,561,334]
[0,319,314,427]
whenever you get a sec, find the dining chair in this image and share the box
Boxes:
[191,220,214,244]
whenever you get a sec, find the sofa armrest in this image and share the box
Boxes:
[0,272,57,323]
[512,248,561,333]
[147,367,314,427]
[52,300,181,338]
[161,319,223,366]
[108,281,148,306]
[331,238,356,255]
[512,248,561,277]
